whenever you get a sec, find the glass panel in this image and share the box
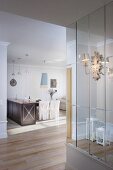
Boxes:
[77,16,90,153]
[106,2,113,167]
[66,1,113,168]
[66,23,76,65]
[72,63,76,141]
[89,7,105,160]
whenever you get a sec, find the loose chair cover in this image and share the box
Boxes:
[39,101,49,120]
[49,100,60,121]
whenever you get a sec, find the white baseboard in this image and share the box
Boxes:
[0,121,7,138]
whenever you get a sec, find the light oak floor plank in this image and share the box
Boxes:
[0,124,66,170]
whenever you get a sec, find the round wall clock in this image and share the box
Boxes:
[10,79,17,87]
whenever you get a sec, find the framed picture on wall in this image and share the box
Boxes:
[50,79,57,88]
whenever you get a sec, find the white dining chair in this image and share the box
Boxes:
[49,100,60,123]
[39,101,50,120]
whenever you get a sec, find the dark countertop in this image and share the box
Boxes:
[7,98,37,104]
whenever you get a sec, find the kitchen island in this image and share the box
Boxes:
[7,99,38,126]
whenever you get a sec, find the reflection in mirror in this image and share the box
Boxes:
[66,1,113,168]
[106,2,113,167]
[89,7,106,161]
[77,15,90,153]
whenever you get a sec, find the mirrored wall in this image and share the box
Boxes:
[67,1,113,168]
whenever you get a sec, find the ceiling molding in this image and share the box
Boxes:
[8,63,66,70]
[0,41,10,46]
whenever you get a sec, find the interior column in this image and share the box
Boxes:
[0,41,9,138]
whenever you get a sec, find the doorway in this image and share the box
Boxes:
[66,67,72,139]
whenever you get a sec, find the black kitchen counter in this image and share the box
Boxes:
[7,99,38,126]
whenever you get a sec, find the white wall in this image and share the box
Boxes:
[0,42,9,138]
[7,64,66,101]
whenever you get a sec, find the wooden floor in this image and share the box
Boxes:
[0,124,66,170]
[71,139,113,166]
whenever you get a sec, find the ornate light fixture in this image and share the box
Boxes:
[40,73,48,87]
[10,60,17,87]
[12,60,15,76]
[40,60,48,87]
[91,52,104,80]
[17,57,22,75]
[81,51,104,81]
[82,53,89,67]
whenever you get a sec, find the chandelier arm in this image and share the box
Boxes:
[85,66,90,75]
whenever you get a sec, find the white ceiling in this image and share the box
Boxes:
[0,11,66,67]
[0,0,112,26]
[0,0,112,67]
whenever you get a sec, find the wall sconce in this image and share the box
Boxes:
[81,51,104,81]
[107,68,113,79]
[81,52,113,80]
[107,57,113,78]
[82,53,89,66]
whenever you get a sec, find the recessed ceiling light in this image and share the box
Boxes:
[17,57,22,60]
[25,54,29,57]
